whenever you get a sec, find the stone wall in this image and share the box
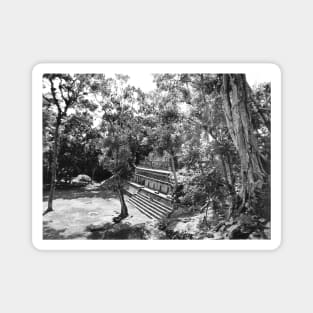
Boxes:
[132,168,173,195]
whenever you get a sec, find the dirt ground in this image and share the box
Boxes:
[43,187,150,240]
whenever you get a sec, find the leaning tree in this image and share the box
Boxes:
[42,74,92,215]
[90,74,146,222]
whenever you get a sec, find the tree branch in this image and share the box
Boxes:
[49,78,63,115]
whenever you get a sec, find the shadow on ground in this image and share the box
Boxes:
[43,220,151,240]
[43,221,88,240]
[86,222,167,240]
[43,187,116,201]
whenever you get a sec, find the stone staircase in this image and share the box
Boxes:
[128,192,172,220]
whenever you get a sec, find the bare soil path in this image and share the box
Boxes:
[43,186,149,239]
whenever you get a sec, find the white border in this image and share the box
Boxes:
[32,63,281,250]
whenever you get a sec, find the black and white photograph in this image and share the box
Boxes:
[32,63,281,249]
[4,0,313,311]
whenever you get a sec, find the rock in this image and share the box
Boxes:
[238,213,253,225]
[264,221,271,239]
[213,232,224,240]
[249,231,263,239]
[228,224,250,239]
[71,174,92,186]
[172,215,202,236]
[219,224,226,232]
[144,221,167,240]
[86,222,112,232]
[102,223,147,240]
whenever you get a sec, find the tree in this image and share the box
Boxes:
[155,105,182,188]
[90,74,145,222]
[221,74,270,217]
[170,73,270,218]
[152,74,187,189]
[161,74,239,215]
[42,74,91,215]
[57,112,103,181]
[152,73,270,219]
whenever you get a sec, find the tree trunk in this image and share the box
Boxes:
[225,153,234,186]
[222,74,268,216]
[169,154,178,189]
[118,187,128,217]
[113,184,129,223]
[44,115,61,215]
[220,154,236,219]
[91,166,96,181]
[169,154,179,210]
[220,154,229,187]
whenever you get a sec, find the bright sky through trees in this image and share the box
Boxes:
[104,72,270,92]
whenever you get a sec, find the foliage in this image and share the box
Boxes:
[42,72,271,223]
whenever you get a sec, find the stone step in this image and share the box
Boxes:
[128,197,165,220]
[137,192,172,211]
[133,195,170,217]
[128,197,155,219]
[135,193,172,215]
[132,195,168,219]
[129,197,165,220]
